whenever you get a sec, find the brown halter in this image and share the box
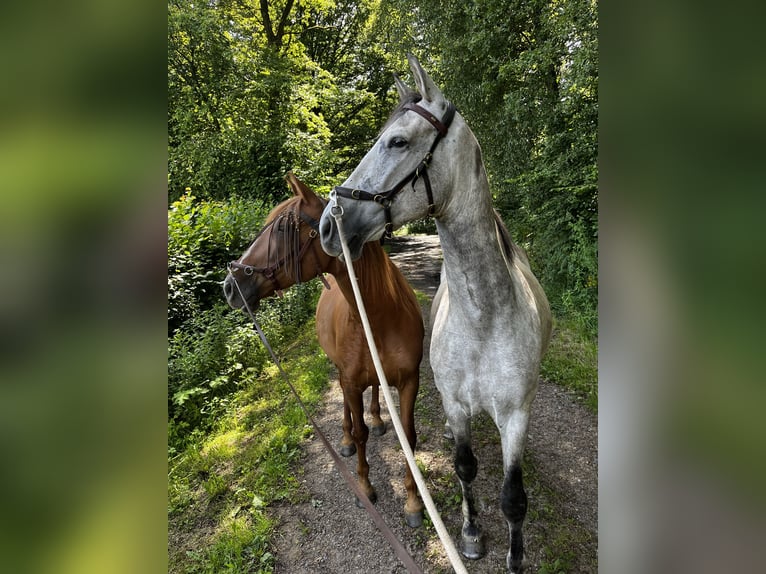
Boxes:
[332,99,456,239]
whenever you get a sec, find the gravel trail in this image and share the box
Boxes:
[271,234,597,573]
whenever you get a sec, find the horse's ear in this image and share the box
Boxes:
[285,171,313,201]
[407,53,444,103]
[393,73,416,102]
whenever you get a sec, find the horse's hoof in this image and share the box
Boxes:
[507,551,526,573]
[443,424,454,441]
[371,423,386,436]
[339,443,356,457]
[460,529,485,560]
[404,510,423,528]
[354,490,378,508]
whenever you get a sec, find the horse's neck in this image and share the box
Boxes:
[328,246,397,320]
[436,172,516,322]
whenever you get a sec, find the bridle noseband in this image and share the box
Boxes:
[332,99,456,239]
[228,201,328,293]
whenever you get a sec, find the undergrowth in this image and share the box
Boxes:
[541,317,598,412]
[168,322,331,574]
[523,458,597,574]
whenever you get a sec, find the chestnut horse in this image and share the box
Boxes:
[223,173,425,527]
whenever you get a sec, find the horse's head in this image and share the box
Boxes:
[320,54,465,260]
[223,173,330,311]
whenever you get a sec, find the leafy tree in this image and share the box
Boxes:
[377,0,598,329]
[168,0,598,328]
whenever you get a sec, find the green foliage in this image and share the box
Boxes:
[168,281,321,452]
[168,304,265,449]
[184,514,273,574]
[402,216,437,235]
[169,0,598,326]
[168,193,267,332]
[169,327,332,574]
[168,0,396,202]
[378,0,598,324]
[541,318,598,412]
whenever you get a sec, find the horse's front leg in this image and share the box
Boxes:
[499,410,532,573]
[501,463,527,573]
[339,376,356,457]
[449,414,485,559]
[398,377,424,527]
[346,386,376,506]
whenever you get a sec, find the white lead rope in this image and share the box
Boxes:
[331,206,469,574]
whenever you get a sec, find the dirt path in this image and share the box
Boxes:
[271,235,597,573]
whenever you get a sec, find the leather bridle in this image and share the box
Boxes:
[332,99,456,239]
[227,201,328,293]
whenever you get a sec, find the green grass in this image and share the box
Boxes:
[168,321,332,574]
[541,318,598,412]
[523,459,596,573]
[413,289,431,306]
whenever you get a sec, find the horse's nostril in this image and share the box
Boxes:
[320,214,333,240]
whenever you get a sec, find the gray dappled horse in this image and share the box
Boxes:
[319,55,551,573]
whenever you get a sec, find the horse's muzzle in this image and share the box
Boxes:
[222,273,260,311]
[319,212,343,258]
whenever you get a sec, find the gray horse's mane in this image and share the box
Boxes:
[494,210,530,267]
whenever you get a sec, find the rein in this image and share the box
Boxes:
[332,100,456,239]
[228,203,330,292]
[227,272,423,574]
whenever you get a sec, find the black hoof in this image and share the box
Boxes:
[460,528,485,560]
[404,510,423,528]
[339,443,356,457]
[371,423,386,436]
[354,490,377,508]
[507,552,525,573]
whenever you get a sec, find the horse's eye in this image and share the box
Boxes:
[389,136,408,149]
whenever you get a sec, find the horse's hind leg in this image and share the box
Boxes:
[449,414,485,559]
[369,385,386,436]
[346,386,376,506]
[499,411,531,573]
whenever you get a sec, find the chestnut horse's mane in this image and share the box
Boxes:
[260,195,305,284]
[353,241,421,319]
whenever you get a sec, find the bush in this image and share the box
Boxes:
[168,193,269,333]
[168,304,265,449]
[168,281,322,451]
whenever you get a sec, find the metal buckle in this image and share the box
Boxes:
[351,189,361,199]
